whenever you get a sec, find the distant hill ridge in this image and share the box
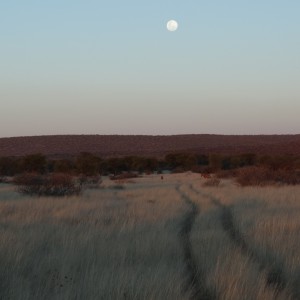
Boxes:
[0,134,300,158]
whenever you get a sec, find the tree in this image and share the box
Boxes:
[209,154,222,171]
[75,153,101,176]
[165,153,197,171]
[20,154,47,174]
[0,157,20,176]
[53,159,75,174]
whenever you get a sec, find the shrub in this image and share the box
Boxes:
[0,157,20,176]
[202,178,221,187]
[236,167,300,186]
[215,169,239,179]
[273,169,300,185]
[20,154,47,174]
[53,159,75,174]
[165,153,198,171]
[75,153,102,176]
[45,173,81,196]
[109,173,138,180]
[209,154,223,171]
[14,173,81,196]
[171,167,186,174]
[14,173,44,194]
[78,175,102,189]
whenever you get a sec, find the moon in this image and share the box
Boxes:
[167,20,178,32]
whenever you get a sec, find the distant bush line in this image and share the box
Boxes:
[0,152,299,187]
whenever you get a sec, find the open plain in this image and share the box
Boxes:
[0,173,300,299]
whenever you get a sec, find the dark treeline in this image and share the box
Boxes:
[0,152,299,177]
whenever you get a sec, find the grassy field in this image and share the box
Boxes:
[0,173,299,299]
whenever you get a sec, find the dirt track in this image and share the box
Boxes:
[177,185,216,300]
[190,186,293,298]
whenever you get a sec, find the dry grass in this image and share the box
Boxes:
[0,174,299,299]
[189,179,299,299]
[231,186,300,298]
[179,181,289,299]
[0,179,189,300]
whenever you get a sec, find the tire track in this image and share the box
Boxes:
[176,185,216,300]
[220,203,287,294]
[190,185,290,298]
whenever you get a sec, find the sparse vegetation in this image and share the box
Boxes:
[3,151,298,205]
[1,150,299,188]
[0,173,299,299]
[235,166,300,186]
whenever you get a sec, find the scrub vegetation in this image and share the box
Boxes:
[0,173,299,299]
[1,151,299,185]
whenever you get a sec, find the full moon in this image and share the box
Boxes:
[167,20,178,32]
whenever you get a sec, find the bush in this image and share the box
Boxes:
[46,173,81,195]
[165,153,198,171]
[236,167,300,186]
[75,153,102,176]
[215,169,239,179]
[109,173,138,180]
[14,173,44,192]
[14,173,81,196]
[20,154,47,174]
[202,178,221,187]
[78,175,102,189]
[53,159,75,174]
[0,157,20,176]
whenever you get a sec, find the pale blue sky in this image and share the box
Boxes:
[1,1,299,137]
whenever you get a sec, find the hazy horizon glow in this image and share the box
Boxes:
[1,1,299,138]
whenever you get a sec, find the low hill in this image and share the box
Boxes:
[0,134,299,158]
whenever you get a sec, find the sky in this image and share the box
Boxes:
[0,0,299,137]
